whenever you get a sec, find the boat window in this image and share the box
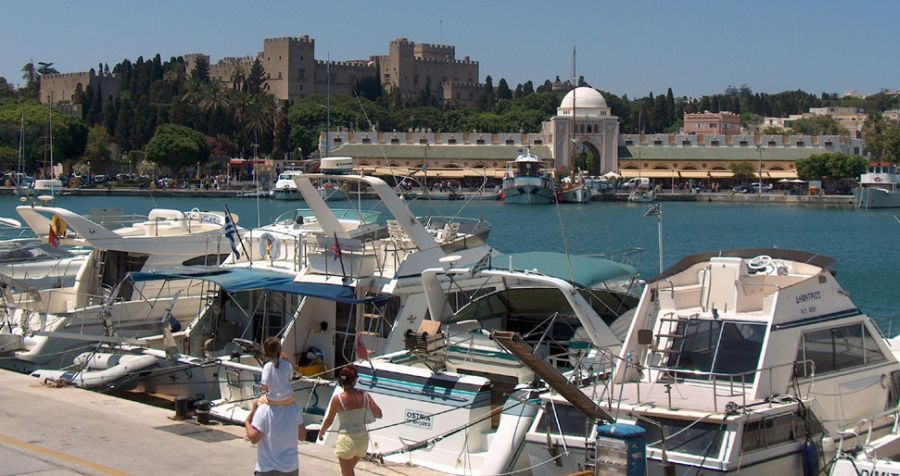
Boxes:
[182,254,231,266]
[636,418,725,457]
[742,411,823,452]
[535,403,593,437]
[796,323,886,377]
[664,321,766,381]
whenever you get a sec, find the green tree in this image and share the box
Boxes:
[791,115,844,135]
[84,125,111,164]
[795,155,829,180]
[189,56,210,83]
[144,123,209,172]
[0,77,15,98]
[246,59,266,95]
[496,78,512,101]
[761,126,785,135]
[730,161,756,183]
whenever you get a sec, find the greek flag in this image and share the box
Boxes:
[223,205,241,259]
[644,203,661,218]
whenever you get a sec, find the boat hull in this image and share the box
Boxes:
[272,188,302,200]
[559,185,591,203]
[854,187,900,208]
[502,185,556,204]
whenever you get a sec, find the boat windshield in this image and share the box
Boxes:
[516,162,542,177]
[273,209,380,226]
[662,320,767,381]
[0,240,75,263]
[451,287,624,327]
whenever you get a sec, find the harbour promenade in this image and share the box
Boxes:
[1,186,858,206]
[0,369,444,476]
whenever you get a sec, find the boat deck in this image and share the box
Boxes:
[593,380,764,416]
[0,369,446,476]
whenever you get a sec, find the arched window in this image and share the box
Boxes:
[653,165,669,170]
[682,165,698,170]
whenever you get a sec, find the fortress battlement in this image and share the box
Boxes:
[264,35,313,44]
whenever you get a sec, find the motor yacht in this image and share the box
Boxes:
[854,162,900,209]
[0,206,244,372]
[518,249,900,475]
[501,149,557,204]
[271,170,305,200]
[315,253,641,475]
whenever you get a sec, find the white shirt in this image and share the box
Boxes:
[261,358,294,401]
[251,404,302,473]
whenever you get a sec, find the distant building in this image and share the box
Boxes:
[684,111,742,135]
[324,87,619,180]
[41,35,483,109]
[38,69,121,114]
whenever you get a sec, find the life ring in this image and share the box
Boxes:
[748,255,773,270]
[258,232,281,259]
[188,207,201,220]
[874,176,882,182]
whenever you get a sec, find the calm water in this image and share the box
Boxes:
[3,195,898,328]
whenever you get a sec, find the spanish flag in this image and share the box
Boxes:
[49,215,67,248]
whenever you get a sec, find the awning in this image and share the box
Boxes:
[494,252,637,288]
[129,267,384,304]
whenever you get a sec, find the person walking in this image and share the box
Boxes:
[245,396,305,476]
[318,366,382,476]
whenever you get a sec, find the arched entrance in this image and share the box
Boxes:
[573,141,603,175]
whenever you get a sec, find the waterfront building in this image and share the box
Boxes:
[684,111,742,135]
[325,91,865,184]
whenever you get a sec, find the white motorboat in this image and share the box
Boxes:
[0,206,245,372]
[271,170,305,200]
[0,239,88,290]
[854,162,900,209]
[315,253,641,475]
[34,174,497,418]
[501,149,557,204]
[628,188,655,203]
[519,249,900,476]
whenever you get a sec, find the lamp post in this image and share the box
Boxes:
[756,145,764,198]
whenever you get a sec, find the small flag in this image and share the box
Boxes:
[469,251,492,277]
[48,215,66,247]
[643,203,661,218]
[332,232,342,262]
[355,333,369,361]
[223,205,241,259]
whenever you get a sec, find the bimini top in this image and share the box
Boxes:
[494,252,637,288]
[646,248,836,284]
[129,267,386,304]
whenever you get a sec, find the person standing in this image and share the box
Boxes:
[245,397,305,476]
[318,366,382,476]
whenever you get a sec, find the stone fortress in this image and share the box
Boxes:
[39,35,482,109]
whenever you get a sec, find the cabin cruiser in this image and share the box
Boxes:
[271,170,305,200]
[501,149,556,204]
[0,239,88,290]
[0,207,244,372]
[854,162,900,209]
[519,249,900,475]
[315,252,641,475]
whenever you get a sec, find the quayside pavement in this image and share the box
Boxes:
[0,369,446,476]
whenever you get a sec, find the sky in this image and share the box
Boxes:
[2,0,898,99]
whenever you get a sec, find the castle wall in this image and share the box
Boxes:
[39,71,121,111]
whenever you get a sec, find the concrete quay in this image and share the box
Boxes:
[0,369,444,476]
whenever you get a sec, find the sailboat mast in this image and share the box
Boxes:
[571,46,576,172]
[18,108,24,182]
[325,54,331,158]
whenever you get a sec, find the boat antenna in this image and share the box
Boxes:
[17,106,24,186]
[48,93,54,199]
[252,134,260,228]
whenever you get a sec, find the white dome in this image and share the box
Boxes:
[560,87,607,110]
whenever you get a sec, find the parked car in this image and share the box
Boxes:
[94,174,107,184]
[750,182,773,193]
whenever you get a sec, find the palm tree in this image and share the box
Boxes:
[243,95,274,145]
[200,82,230,115]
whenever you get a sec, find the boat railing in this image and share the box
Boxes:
[836,407,900,459]
[421,216,491,237]
[639,359,816,413]
[244,228,306,272]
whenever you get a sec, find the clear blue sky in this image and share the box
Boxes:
[3,0,897,99]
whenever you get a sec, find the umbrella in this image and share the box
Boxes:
[791,179,807,183]
[602,171,622,179]
[777,179,791,183]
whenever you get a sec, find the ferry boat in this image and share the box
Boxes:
[854,162,900,208]
[518,249,900,475]
[501,149,556,204]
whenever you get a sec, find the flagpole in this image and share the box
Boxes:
[225,203,251,266]
[657,205,664,273]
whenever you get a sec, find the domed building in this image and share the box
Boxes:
[324,87,621,182]
[543,87,619,174]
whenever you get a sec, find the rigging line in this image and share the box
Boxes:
[551,192,578,290]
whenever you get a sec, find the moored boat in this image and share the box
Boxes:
[854,162,900,209]
[501,149,556,204]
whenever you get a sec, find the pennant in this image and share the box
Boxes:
[332,232,342,262]
[643,203,661,218]
[355,333,369,361]
[48,215,66,247]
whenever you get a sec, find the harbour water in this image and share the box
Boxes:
[3,195,897,326]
